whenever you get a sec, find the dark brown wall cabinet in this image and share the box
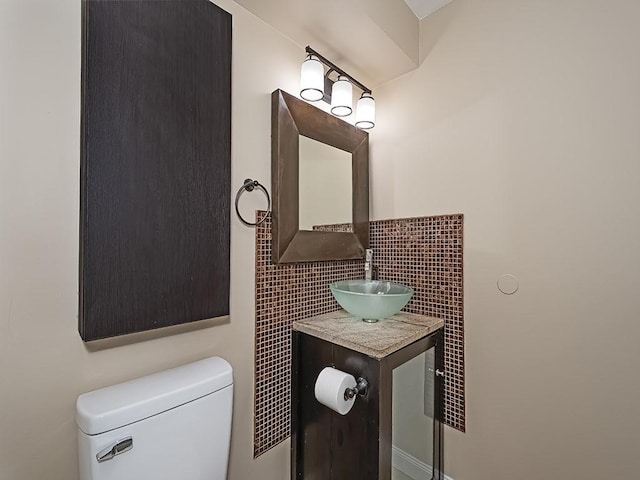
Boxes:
[79,0,232,341]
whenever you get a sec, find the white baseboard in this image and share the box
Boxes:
[392,445,454,480]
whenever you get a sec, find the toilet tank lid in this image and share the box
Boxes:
[76,356,233,435]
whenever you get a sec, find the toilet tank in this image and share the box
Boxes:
[76,357,233,480]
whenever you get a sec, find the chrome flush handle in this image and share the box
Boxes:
[96,436,133,463]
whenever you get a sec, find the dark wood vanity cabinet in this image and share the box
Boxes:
[291,326,444,480]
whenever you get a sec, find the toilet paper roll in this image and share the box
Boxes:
[314,367,357,415]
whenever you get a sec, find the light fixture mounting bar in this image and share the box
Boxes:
[305,46,371,94]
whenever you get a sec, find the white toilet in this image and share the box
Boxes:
[76,357,233,480]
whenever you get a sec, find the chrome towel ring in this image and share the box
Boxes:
[235,178,270,227]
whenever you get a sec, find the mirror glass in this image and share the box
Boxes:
[298,135,352,230]
[392,348,435,479]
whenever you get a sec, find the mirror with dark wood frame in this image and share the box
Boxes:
[271,89,369,264]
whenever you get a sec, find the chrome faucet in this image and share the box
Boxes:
[364,249,373,281]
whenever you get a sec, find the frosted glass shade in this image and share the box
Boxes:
[330,76,352,117]
[355,93,375,129]
[300,55,324,102]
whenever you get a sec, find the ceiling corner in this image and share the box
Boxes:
[234,0,421,88]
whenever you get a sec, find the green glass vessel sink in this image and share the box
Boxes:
[329,280,414,322]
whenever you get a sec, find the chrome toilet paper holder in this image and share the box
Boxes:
[344,377,369,400]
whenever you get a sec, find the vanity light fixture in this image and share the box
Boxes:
[331,76,352,117]
[299,46,376,129]
[300,54,324,102]
[355,92,375,129]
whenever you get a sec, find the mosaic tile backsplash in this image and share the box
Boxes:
[254,213,464,457]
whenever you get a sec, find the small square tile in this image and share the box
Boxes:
[253,212,465,458]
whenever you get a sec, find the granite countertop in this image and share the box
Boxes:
[292,310,444,360]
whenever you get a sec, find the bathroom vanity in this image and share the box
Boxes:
[291,311,444,480]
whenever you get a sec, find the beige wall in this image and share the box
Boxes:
[0,1,300,479]
[371,0,640,479]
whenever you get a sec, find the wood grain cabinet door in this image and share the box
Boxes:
[79,0,231,341]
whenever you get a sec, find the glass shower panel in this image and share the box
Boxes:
[392,347,436,480]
